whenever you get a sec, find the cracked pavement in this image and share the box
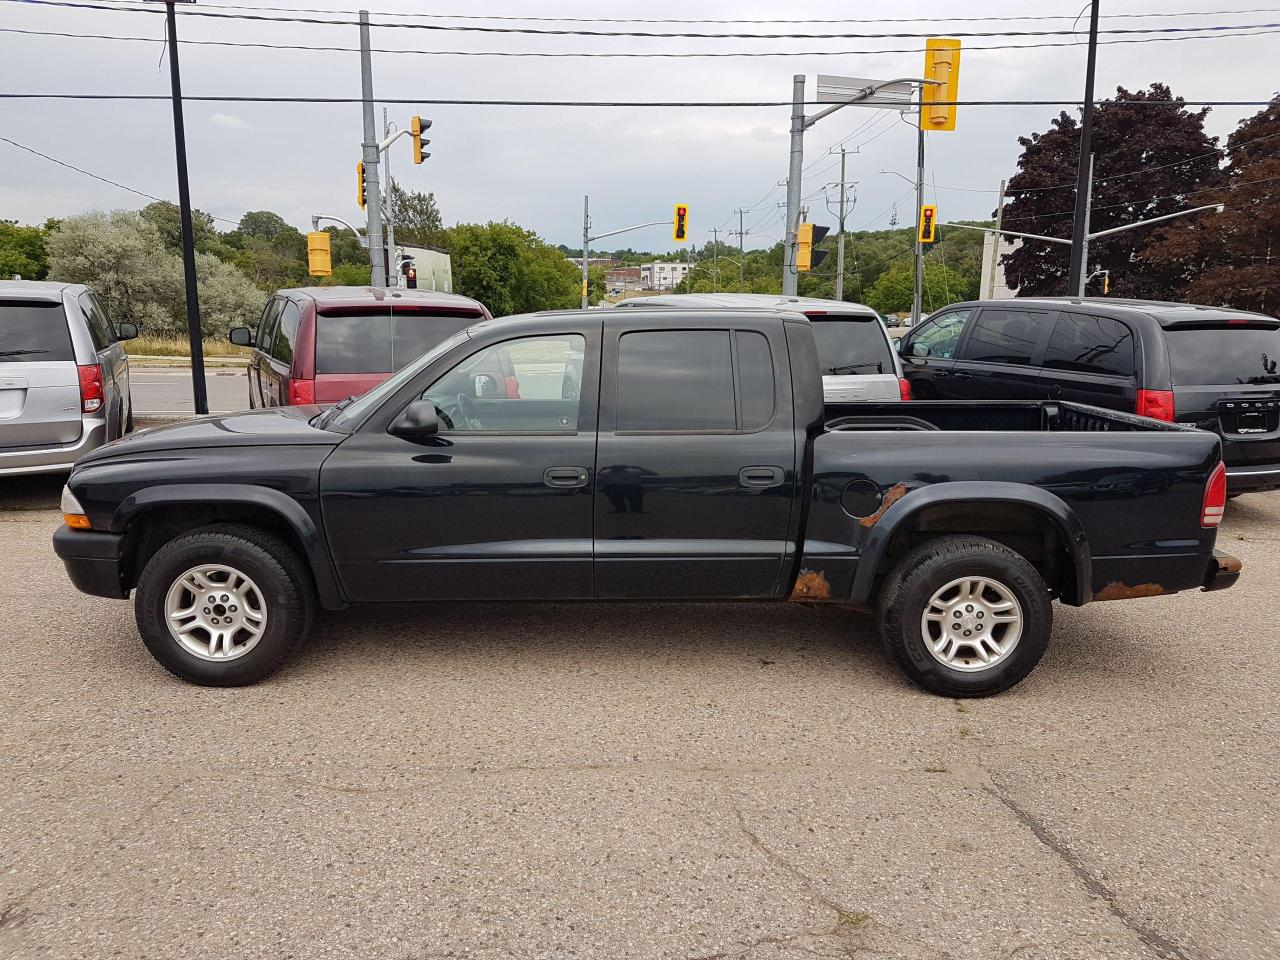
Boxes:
[1,474,1277,959]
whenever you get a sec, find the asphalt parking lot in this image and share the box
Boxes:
[1,472,1277,960]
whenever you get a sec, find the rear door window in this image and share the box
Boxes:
[616,329,736,432]
[316,310,477,374]
[808,315,894,375]
[1043,314,1136,377]
[1166,326,1280,385]
[736,330,775,430]
[79,293,115,351]
[0,300,75,362]
[961,308,1048,365]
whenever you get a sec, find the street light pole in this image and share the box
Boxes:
[358,10,386,288]
[835,147,849,301]
[157,0,207,415]
[911,109,926,324]
[783,74,806,296]
[581,195,590,309]
[1067,0,1101,295]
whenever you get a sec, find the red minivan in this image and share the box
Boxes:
[229,287,492,407]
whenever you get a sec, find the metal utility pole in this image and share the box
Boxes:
[1075,154,1095,296]
[835,147,850,301]
[581,195,590,308]
[783,74,806,296]
[359,10,386,288]
[1067,0,1101,295]
[382,107,398,287]
[911,111,926,324]
[985,178,1007,298]
[709,228,720,289]
[156,0,207,414]
[731,208,749,290]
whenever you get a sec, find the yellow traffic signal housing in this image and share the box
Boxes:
[673,204,689,242]
[306,231,332,277]
[357,160,366,208]
[796,222,830,272]
[918,205,938,243]
[411,115,432,164]
[922,38,961,131]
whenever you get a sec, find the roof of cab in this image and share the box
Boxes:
[277,286,488,312]
[620,292,880,315]
[0,279,80,302]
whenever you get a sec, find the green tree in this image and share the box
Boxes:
[138,201,222,255]
[864,260,973,315]
[447,222,579,316]
[0,221,50,279]
[388,178,445,248]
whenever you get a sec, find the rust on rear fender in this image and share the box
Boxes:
[859,482,908,528]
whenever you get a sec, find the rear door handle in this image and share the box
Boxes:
[953,372,973,381]
[739,465,785,488]
[543,466,590,489]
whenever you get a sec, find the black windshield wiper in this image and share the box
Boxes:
[827,362,883,374]
[0,349,50,357]
[316,395,356,429]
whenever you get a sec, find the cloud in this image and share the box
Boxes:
[208,112,254,132]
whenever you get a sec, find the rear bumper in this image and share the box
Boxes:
[1202,549,1242,592]
[1225,463,1280,493]
[52,525,129,599]
[0,417,107,476]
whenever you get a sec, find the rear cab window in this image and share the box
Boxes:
[0,299,75,362]
[316,308,480,374]
[1165,324,1280,385]
[805,312,895,376]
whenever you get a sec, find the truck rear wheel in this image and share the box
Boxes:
[134,523,315,686]
[879,536,1052,698]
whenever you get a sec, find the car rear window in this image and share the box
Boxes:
[316,310,478,374]
[1166,325,1280,385]
[0,300,75,362]
[808,315,894,375]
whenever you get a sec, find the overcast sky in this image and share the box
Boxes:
[1,1,1276,252]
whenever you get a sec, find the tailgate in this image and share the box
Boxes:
[0,300,82,450]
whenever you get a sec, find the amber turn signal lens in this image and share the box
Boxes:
[63,513,91,530]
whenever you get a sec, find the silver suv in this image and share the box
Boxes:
[0,280,138,475]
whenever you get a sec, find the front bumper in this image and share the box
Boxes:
[0,417,108,476]
[52,525,128,599]
[1202,549,1242,592]
[1226,463,1280,494]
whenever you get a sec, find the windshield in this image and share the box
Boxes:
[0,300,74,361]
[1166,326,1280,385]
[809,316,895,375]
[323,327,472,431]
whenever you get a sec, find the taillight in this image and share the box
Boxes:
[898,377,912,401]
[1202,461,1227,527]
[504,375,521,399]
[1137,389,1175,422]
[77,364,103,413]
[288,378,315,405]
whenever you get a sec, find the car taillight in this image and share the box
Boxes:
[1202,461,1227,527]
[77,364,103,413]
[898,378,912,401]
[505,375,521,399]
[1137,389,1175,422]
[288,378,315,405]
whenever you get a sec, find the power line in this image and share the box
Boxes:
[9,1,1280,39]
[0,134,240,225]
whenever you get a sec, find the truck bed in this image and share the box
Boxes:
[824,400,1195,434]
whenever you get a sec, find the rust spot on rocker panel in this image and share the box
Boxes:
[790,569,832,601]
[859,482,908,528]
[1094,581,1166,602]
[1215,552,1243,575]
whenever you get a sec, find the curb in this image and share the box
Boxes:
[127,354,249,368]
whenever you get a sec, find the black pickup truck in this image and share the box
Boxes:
[54,308,1241,697]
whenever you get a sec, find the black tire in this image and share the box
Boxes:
[878,536,1052,698]
[134,523,315,686]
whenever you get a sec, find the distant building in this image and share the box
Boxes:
[605,267,643,292]
[565,257,621,269]
[979,233,1021,300]
[640,261,692,291]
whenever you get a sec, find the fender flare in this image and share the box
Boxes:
[112,483,348,610]
[848,481,1092,606]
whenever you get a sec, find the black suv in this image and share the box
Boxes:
[899,298,1280,493]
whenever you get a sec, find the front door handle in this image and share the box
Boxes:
[953,372,974,381]
[543,466,590,489]
[738,465,785,489]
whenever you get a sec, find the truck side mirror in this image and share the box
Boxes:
[228,326,254,347]
[388,398,439,441]
[115,320,139,341]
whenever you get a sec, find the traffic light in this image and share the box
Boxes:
[401,257,418,289]
[918,205,938,243]
[922,38,961,131]
[357,160,366,208]
[411,115,431,164]
[796,222,830,272]
[673,204,689,242]
[306,231,332,277]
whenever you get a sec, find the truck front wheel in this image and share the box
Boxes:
[134,523,315,686]
[879,536,1052,697]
